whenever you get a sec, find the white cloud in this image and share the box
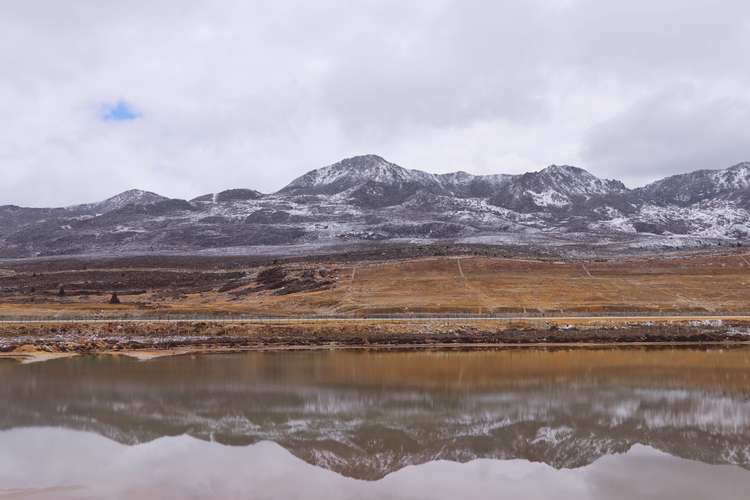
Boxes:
[0,0,749,205]
[583,84,750,187]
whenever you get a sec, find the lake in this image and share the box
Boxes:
[1,347,750,499]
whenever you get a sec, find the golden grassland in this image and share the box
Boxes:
[1,252,750,318]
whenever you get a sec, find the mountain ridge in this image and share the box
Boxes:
[1,155,749,258]
[6,155,748,210]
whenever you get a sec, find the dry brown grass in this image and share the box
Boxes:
[1,253,750,318]
[308,253,750,315]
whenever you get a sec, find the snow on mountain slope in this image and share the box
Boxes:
[639,162,750,207]
[280,155,441,194]
[437,171,514,198]
[488,165,627,212]
[192,189,265,203]
[1,156,750,257]
[71,189,168,214]
[280,155,518,205]
[629,201,750,238]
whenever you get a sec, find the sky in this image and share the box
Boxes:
[1,0,749,207]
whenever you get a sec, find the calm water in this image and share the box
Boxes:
[1,347,750,499]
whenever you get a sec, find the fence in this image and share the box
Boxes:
[1,310,748,322]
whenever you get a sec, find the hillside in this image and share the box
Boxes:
[1,155,749,258]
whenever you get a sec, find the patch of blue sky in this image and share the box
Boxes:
[101,100,139,121]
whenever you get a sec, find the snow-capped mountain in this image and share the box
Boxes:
[0,155,748,258]
[70,189,168,214]
[488,165,627,212]
[0,189,167,235]
[281,156,627,212]
[281,155,442,195]
[638,162,750,208]
[280,155,514,207]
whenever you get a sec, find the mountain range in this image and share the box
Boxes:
[1,154,749,258]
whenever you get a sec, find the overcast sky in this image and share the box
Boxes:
[1,0,749,206]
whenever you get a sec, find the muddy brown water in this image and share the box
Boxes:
[1,347,750,499]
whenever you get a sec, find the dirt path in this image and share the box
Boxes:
[582,264,593,278]
[456,258,466,279]
[454,257,492,313]
[674,293,713,311]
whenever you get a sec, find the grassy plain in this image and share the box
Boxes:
[1,252,749,318]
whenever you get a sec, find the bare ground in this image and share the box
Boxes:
[1,250,750,354]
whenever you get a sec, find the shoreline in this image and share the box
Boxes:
[2,317,749,362]
[3,340,750,364]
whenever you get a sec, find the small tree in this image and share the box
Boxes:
[109,293,121,305]
[58,286,65,297]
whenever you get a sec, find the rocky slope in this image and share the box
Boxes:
[1,155,749,257]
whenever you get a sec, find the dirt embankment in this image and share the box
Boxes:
[1,319,748,355]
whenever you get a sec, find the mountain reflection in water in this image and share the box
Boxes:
[1,347,750,498]
[1,428,749,500]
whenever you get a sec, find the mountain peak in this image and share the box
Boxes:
[542,164,584,173]
[99,189,167,209]
[280,155,419,195]
[538,164,608,180]
[109,188,161,200]
[640,161,750,206]
[344,153,389,164]
[486,164,626,211]
[279,155,454,207]
[330,154,399,170]
[69,189,167,214]
[320,154,395,173]
[533,164,625,192]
